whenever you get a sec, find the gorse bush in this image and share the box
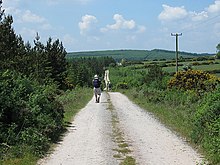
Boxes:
[168,70,220,94]
[0,70,64,159]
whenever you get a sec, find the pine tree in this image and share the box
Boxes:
[0,4,26,72]
[0,0,4,21]
[45,37,67,88]
[216,43,220,59]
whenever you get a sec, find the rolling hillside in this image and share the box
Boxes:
[67,49,214,61]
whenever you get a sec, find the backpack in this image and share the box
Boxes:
[93,79,100,88]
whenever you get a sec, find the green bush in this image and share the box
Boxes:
[192,86,220,164]
[0,70,64,159]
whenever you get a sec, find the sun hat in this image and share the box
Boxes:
[94,74,98,79]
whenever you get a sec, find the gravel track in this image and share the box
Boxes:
[109,92,205,165]
[38,92,205,165]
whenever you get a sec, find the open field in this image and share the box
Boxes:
[163,63,220,72]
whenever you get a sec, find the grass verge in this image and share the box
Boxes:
[58,87,93,123]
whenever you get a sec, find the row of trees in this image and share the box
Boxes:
[67,57,116,87]
[0,14,67,89]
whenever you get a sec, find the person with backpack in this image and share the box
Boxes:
[93,74,101,103]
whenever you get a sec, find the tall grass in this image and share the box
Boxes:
[57,87,93,123]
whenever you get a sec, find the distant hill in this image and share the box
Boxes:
[67,49,214,61]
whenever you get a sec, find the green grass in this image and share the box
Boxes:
[193,63,220,71]
[1,153,37,165]
[57,87,93,122]
[162,63,220,78]
[120,156,136,165]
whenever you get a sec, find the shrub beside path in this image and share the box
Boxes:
[38,92,205,165]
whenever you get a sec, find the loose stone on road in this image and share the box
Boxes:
[38,92,205,165]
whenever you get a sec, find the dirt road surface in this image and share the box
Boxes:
[38,92,205,165]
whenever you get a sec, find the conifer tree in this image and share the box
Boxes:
[216,43,220,59]
[45,37,67,88]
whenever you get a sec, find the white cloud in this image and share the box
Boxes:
[158,5,188,21]
[3,0,20,8]
[207,0,220,13]
[78,14,97,35]
[4,7,48,25]
[4,7,22,16]
[105,14,136,31]
[190,11,208,21]
[100,14,146,33]
[101,14,136,32]
[22,10,46,23]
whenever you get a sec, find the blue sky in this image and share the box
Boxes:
[2,0,220,53]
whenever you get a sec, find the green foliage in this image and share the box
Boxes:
[192,86,220,164]
[44,37,67,88]
[67,57,116,87]
[0,70,64,160]
[217,52,220,59]
[141,64,165,88]
[109,66,144,91]
[116,82,129,89]
[0,15,25,71]
[57,88,93,122]
[216,43,220,59]
[168,70,220,94]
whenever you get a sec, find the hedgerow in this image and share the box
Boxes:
[0,70,64,159]
[192,86,220,164]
